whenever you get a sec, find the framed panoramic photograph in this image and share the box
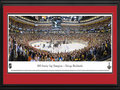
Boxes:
[8,14,113,74]
[0,0,120,90]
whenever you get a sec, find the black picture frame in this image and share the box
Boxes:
[0,0,120,90]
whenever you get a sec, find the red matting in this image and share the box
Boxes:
[3,6,117,84]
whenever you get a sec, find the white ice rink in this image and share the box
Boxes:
[29,40,88,53]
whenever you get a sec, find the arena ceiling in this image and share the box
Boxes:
[9,16,111,26]
[22,16,94,21]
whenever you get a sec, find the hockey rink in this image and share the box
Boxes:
[29,40,88,53]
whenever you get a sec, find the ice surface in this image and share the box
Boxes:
[30,40,88,53]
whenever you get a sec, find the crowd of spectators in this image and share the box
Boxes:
[9,32,111,61]
[9,17,111,61]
